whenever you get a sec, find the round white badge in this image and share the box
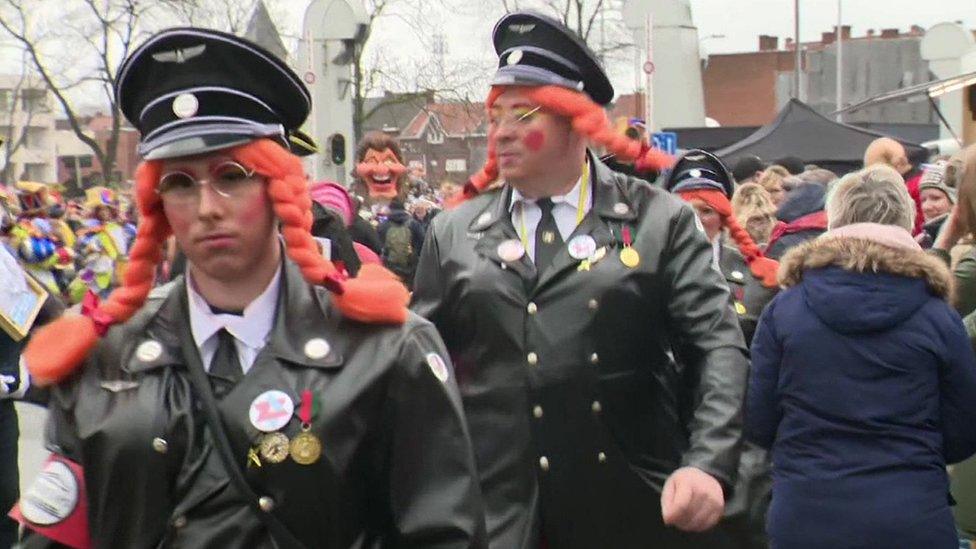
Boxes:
[136,340,163,362]
[613,202,630,215]
[303,338,331,360]
[426,353,450,383]
[497,239,525,262]
[249,390,295,432]
[507,49,524,66]
[172,93,199,119]
[567,235,597,260]
[477,212,492,226]
[20,460,78,526]
[731,270,745,281]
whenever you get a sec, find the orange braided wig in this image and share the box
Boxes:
[457,85,674,205]
[677,188,779,288]
[25,139,408,386]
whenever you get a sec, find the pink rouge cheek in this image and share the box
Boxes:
[523,130,545,152]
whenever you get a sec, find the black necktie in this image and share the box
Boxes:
[209,328,242,399]
[534,198,563,272]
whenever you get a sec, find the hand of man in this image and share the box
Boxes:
[660,466,725,532]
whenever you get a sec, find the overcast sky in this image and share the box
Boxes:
[268,0,976,96]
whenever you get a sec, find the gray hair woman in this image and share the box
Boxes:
[747,163,976,548]
[826,164,914,231]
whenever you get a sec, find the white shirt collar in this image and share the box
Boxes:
[187,264,282,350]
[508,169,588,212]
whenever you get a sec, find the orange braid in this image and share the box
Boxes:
[27,139,407,387]
[25,161,172,385]
[230,139,409,324]
[458,85,675,204]
[677,188,779,288]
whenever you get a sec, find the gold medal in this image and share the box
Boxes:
[734,302,747,315]
[290,428,322,465]
[620,246,640,268]
[258,432,290,464]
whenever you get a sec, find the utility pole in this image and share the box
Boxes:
[794,0,802,101]
[835,0,843,121]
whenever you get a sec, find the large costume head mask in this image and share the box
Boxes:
[354,132,407,200]
[24,28,409,387]
[455,11,673,205]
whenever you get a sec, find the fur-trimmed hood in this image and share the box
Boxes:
[778,236,952,334]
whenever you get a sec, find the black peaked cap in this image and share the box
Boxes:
[665,149,735,199]
[492,11,614,105]
[116,27,311,160]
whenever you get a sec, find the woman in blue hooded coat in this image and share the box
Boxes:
[747,165,976,549]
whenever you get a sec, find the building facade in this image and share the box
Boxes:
[0,75,57,183]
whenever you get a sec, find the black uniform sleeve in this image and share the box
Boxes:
[410,220,447,329]
[383,321,487,548]
[662,203,749,492]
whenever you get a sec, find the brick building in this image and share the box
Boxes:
[55,114,140,195]
[398,102,488,185]
[702,26,936,127]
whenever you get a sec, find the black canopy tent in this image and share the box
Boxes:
[715,99,929,176]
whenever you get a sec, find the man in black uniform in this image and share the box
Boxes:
[412,10,749,549]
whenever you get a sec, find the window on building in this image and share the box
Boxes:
[79,156,92,168]
[24,163,46,181]
[0,90,11,112]
[427,130,444,145]
[21,89,47,112]
[445,159,467,173]
[24,128,45,148]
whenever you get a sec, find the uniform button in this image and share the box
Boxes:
[258,496,275,512]
[152,437,168,454]
[527,352,538,366]
[172,516,187,528]
[533,405,544,419]
[588,299,598,310]
[539,456,550,471]
[598,452,607,463]
[527,302,538,315]
[590,353,599,365]
[591,401,602,414]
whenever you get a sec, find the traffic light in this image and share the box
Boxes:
[330,134,346,164]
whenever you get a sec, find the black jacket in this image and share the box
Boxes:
[412,155,749,549]
[25,257,486,548]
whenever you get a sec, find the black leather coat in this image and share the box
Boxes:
[411,156,749,549]
[25,257,486,548]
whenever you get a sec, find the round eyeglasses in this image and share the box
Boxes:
[157,161,260,205]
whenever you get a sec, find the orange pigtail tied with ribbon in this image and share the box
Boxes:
[231,139,409,324]
[25,161,171,386]
[677,188,779,288]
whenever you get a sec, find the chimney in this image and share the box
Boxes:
[822,31,835,45]
[910,25,925,36]
[866,28,876,38]
[841,25,852,39]
[785,37,795,51]
[880,28,899,39]
[759,35,779,51]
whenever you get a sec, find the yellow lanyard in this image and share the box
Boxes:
[518,161,590,252]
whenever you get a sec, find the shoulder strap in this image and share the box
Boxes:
[174,288,308,549]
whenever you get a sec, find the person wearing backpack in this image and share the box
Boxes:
[378,199,425,288]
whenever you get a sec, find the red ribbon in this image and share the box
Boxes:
[299,390,313,425]
[80,291,113,337]
[622,226,633,247]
